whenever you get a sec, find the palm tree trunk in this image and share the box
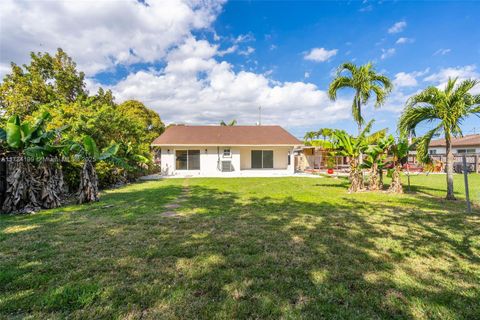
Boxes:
[445,137,456,200]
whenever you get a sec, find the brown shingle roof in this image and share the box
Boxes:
[151,125,302,146]
[429,134,480,147]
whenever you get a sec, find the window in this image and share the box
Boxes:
[176,150,200,170]
[251,150,274,169]
[429,150,437,155]
[223,148,231,157]
[457,149,476,154]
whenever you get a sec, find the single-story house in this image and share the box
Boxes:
[428,134,480,155]
[151,125,302,177]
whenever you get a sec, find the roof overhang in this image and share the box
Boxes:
[151,144,301,147]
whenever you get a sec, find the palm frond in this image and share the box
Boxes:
[328,76,353,100]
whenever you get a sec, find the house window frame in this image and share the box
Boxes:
[429,149,437,155]
[251,150,274,169]
[457,149,476,154]
[223,148,232,158]
[175,149,200,170]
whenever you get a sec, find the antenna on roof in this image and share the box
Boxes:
[257,106,262,126]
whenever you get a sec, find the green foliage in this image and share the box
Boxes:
[399,78,480,163]
[0,49,86,118]
[328,62,392,131]
[220,119,237,126]
[332,120,378,158]
[1,49,165,188]
[1,112,63,160]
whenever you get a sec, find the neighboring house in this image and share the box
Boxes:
[151,125,301,176]
[428,134,480,155]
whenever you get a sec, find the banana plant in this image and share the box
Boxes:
[1,112,66,212]
[332,121,373,192]
[388,137,410,193]
[68,136,121,203]
[361,135,394,191]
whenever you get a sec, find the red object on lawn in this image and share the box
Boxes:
[327,168,334,174]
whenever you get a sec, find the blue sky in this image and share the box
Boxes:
[1,0,479,139]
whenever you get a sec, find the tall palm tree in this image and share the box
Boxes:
[328,62,393,135]
[399,78,480,200]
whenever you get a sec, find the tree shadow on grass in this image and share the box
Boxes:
[0,181,479,319]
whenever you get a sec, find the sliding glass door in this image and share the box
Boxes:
[176,150,200,170]
[251,150,273,169]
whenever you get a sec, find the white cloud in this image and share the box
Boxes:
[1,0,353,127]
[388,21,407,34]
[239,46,255,56]
[424,65,479,83]
[394,72,418,88]
[433,48,451,56]
[396,37,414,44]
[218,45,238,56]
[103,37,351,126]
[304,72,310,79]
[0,0,224,75]
[304,48,338,62]
[380,48,396,59]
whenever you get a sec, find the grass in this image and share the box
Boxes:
[1,174,479,319]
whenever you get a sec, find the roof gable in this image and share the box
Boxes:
[152,125,302,146]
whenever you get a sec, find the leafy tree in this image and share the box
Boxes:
[399,78,480,200]
[68,136,121,204]
[0,49,86,118]
[117,100,165,153]
[328,62,393,134]
[220,119,237,126]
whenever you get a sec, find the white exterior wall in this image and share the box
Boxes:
[240,147,293,172]
[160,146,294,176]
[428,146,480,154]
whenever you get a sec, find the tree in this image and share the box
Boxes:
[117,100,165,146]
[399,78,480,200]
[0,112,65,212]
[220,120,237,126]
[68,136,121,204]
[0,49,86,118]
[332,121,374,192]
[388,137,410,193]
[328,62,393,135]
[303,131,317,143]
[362,135,394,191]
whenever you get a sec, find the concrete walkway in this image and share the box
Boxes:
[161,180,190,217]
[141,172,322,180]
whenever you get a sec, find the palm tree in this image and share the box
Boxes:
[328,62,393,135]
[399,78,480,200]
[303,131,317,144]
[220,120,237,126]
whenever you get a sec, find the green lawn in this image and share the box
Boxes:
[1,174,479,319]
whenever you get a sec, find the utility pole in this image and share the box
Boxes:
[462,155,472,213]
